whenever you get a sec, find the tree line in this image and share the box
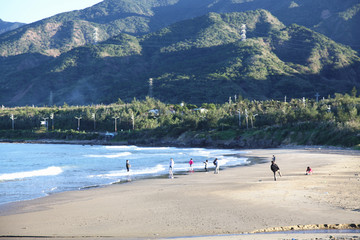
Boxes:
[1,91,359,136]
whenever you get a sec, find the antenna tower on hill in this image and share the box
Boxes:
[241,24,246,41]
[93,27,99,44]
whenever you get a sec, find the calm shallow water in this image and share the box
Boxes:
[0,143,249,205]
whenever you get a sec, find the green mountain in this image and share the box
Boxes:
[0,0,359,58]
[0,19,25,35]
[1,10,359,106]
[314,3,360,50]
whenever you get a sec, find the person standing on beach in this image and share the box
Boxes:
[189,158,194,172]
[126,160,131,182]
[270,160,281,181]
[306,166,313,175]
[272,155,276,162]
[204,160,208,172]
[126,160,131,172]
[169,158,174,179]
[213,158,219,174]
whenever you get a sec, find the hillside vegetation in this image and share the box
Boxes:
[0,19,25,35]
[0,92,359,149]
[0,10,359,106]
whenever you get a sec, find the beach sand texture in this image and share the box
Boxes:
[0,148,359,240]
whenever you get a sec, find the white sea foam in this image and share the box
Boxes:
[90,164,166,178]
[105,145,136,149]
[0,166,63,181]
[134,147,171,151]
[187,149,240,157]
[185,148,204,151]
[86,152,132,158]
[190,150,212,156]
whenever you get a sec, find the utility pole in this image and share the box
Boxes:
[251,114,258,128]
[315,92,320,102]
[75,116,82,131]
[149,78,153,98]
[43,117,49,131]
[92,113,96,131]
[49,91,53,106]
[131,112,135,130]
[236,109,241,127]
[50,113,54,130]
[10,114,16,130]
[245,109,249,129]
[113,116,119,132]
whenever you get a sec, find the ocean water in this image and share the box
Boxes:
[0,143,249,205]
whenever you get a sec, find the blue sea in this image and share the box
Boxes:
[0,143,249,205]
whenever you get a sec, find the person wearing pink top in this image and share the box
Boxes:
[306,166,313,175]
[189,158,194,172]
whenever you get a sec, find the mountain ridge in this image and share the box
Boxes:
[0,0,359,58]
[1,10,358,106]
[0,19,25,35]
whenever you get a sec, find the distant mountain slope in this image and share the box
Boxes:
[0,0,359,58]
[314,3,360,51]
[1,10,359,106]
[0,19,25,35]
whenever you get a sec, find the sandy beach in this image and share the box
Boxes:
[0,147,359,240]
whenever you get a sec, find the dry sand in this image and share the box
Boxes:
[0,147,359,240]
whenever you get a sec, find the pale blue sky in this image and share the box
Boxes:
[0,0,103,23]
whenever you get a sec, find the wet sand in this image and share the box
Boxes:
[0,147,359,239]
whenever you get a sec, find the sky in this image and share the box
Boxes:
[0,0,103,24]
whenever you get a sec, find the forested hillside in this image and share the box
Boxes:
[0,19,25,35]
[0,0,359,58]
[0,0,360,107]
[0,10,359,106]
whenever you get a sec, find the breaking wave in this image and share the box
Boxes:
[0,166,63,181]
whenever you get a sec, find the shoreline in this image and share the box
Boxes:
[0,147,359,239]
[0,138,356,151]
[0,154,265,209]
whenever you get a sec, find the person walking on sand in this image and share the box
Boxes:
[203,160,208,172]
[189,158,194,172]
[213,158,219,174]
[270,160,281,181]
[169,158,174,179]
